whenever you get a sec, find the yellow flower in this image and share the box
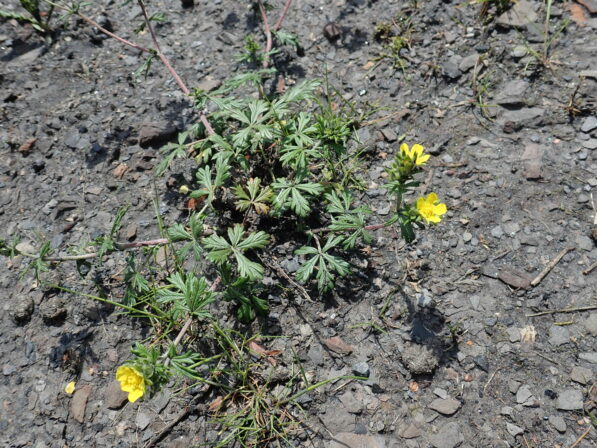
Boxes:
[416,193,447,224]
[116,366,146,403]
[179,185,190,195]
[400,143,430,166]
[64,381,76,395]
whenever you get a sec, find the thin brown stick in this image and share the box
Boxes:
[526,305,597,317]
[530,247,574,287]
[44,1,150,53]
[257,0,273,69]
[568,426,592,448]
[273,0,293,31]
[583,260,597,275]
[309,222,388,234]
[143,386,210,448]
[137,0,190,95]
[20,238,170,262]
[259,256,312,303]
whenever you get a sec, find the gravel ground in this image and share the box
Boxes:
[1,0,596,447]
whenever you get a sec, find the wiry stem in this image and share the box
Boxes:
[257,0,272,69]
[273,0,293,31]
[19,238,170,262]
[165,276,221,366]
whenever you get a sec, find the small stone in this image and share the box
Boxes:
[381,128,397,142]
[70,385,92,423]
[433,388,448,399]
[11,297,35,325]
[135,412,152,430]
[506,422,524,437]
[511,45,527,58]
[105,380,128,410]
[500,406,513,416]
[429,422,464,448]
[458,54,478,73]
[576,235,594,251]
[352,362,370,378]
[495,80,529,107]
[442,59,462,81]
[496,0,539,27]
[473,355,489,372]
[138,122,178,148]
[195,78,222,92]
[556,389,584,411]
[498,269,532,289]
[328,432,386,448]
[490,226,503,238]
[401,343,440,375]
[398,423,421,439]
[578,352,597,363]
[582,139,597,150]
[548,326,569,346]
[584,313,597,336]
[521,143,543,180]
[570,366,593,385]
[549,415,567,433]
[516,385,533,404]
[323,23,342,42]
[124,223,137,241]
[462,232,472,242]
[507,327,521,343]
[580,116,597,133]
[339,391,363,414]
[428,398,461,416]
[323,336,353,355]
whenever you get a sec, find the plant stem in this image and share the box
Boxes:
[257,0,272,69]
[309,222,389,234]
[137,0,189,95]
[166,276,221,362]
[19,238,169,262]
[43,0,150,52]
[273,0,293,31]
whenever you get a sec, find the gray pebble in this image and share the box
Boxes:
[580,116,597,133]
[556,389,583,411]
[352,361,370,378]
[506,422,524,436]
[548,325,569,346]
[548,415,567,433]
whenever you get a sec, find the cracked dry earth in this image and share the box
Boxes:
[1,0,597,447]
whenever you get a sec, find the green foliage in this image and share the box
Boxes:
[295,236,350,293]
[233,177,274,215]
[157,272,215,320]
[203,225,269,281]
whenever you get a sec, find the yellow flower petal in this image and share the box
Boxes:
[65,381,76,395]
[400,143,409,156]
[416,193,447,224]
[116,366,146,403]
[128,388,144,403]
[427,192,439,202]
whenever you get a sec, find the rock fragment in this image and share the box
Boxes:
[521,143,543,180]
[429,422,464,448]
[328,433,386,448]
[556,389,584,410]
[324,336,353,355]
[105,380,128,409]
[548,415,567,433]
[496,0,539,27]
[70,385,92,423]
[428,398,461,416]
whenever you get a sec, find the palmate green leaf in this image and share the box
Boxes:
[295,235,350,293]
[233,178,273,214]
[167,224,192,242]
[193,158,230,203]
[203,225,269,281]
[271,79,320,116]
[272,175,323,217]
[157,272,215,320]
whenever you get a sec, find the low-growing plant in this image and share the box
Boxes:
[1,0,448,445]
[0,0,55,33]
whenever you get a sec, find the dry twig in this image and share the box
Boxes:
[530,247,574,287]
